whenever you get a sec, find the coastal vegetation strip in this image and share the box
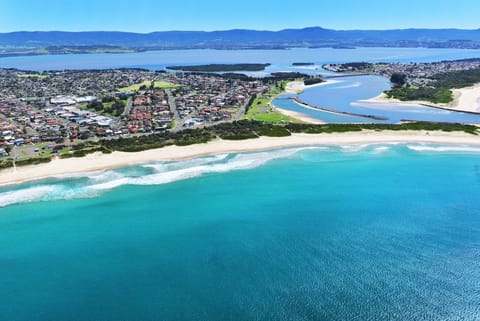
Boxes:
[166,64,271,72]
[1,120,477,170]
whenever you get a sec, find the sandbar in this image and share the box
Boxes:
[285,80,340,94]
[273,107,324,124]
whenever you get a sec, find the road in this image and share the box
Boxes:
[122,97,133,117]
[166,89,181,129]
[234,96,253,121]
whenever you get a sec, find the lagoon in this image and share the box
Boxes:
[2,47,480,71]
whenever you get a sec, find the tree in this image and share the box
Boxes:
[390,73,407,86]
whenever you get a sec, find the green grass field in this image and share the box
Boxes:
[118,81,181,92]
[243,97,301,124]
[18,74,48,79]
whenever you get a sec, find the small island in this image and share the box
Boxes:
[166,63,271,72]
[292,62,315,66]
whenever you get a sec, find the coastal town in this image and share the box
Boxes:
[2,58,480,162]
[323,58,480,87]
[0,68,268,159]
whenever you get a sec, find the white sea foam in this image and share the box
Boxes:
[87,177,133,191]
[90,147,316,189]
[340,144,372,152]
[407,145,480,153]
[143,153,229,173]
[1,147,321,206]
[87,170,125,183]
[0,185,56,207]
[372,146,390,154]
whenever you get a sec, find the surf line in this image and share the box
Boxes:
[290,97,388,121]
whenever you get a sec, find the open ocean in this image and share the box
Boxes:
[1,144,480,320]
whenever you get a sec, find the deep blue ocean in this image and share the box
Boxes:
[1,144,480,321]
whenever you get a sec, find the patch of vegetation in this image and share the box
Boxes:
[286,121,478,135]
[119,80,180,92]
[18,73,48,79]
[338,62,374,70]
[86,97,126,116]
[269,72,309,80]
[304,78,324,86]
[386,68,480,104]
[385,86,453,104]
[167,63,271,72]
[292,62,314,66]
[13,155,53,167]
[243,93,299,124]
[0,159,13,169]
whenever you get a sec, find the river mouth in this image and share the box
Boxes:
[274,75,480,124]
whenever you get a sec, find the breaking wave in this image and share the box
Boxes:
[4,144,478,208]
[0,148,316,207]
[0,186,56,208]
[407,145,480,153]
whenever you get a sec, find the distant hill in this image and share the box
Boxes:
[2,27,480,50]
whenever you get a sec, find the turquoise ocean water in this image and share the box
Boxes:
[1,144,480,320]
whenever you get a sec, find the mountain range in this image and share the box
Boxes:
[2,27,480,51]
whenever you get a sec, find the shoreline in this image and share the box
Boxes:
[272,106,325,124]
[1,131,480,187]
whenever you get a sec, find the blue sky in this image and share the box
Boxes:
[1,0,479,32]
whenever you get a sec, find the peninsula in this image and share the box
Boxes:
[324,59,480,114]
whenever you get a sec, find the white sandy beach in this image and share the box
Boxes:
[1,131,479,186]
[274,107,325,124]
[451,84,480,113]
[285,80,340,94]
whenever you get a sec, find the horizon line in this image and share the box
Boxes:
[2,26,480,34]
